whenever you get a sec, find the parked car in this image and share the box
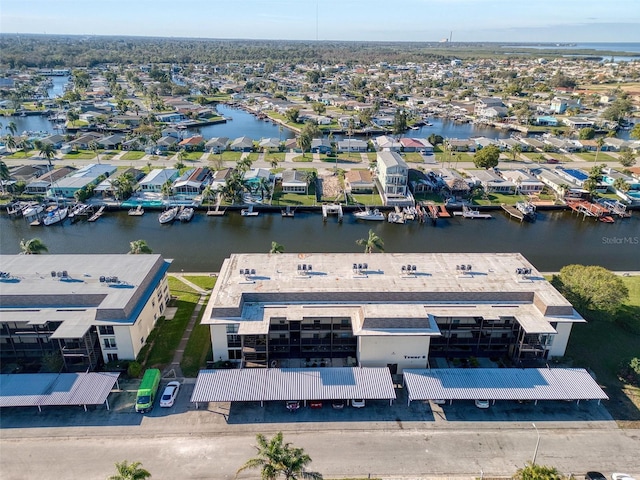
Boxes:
[309,400,323,409]
[612,474,636,480]
[546,158,559,164]
[474,399,490,409]
[331,400,345,409]
[159,381,181,408]
[351,399,365,408]
[286,400,300,412]
[585,472,606,480]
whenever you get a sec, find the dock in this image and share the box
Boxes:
[567,200,610,221]
[322,204,343,222]
[501,204,525,222]
[281,206,295,217]
[207,195,227,216]
[87,206,105,222]
[437,205,451,218]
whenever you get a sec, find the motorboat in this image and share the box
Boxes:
[453,205,492,219]
[43,207,68,226]
[178,207,195,222]
[21,203,44,217]
[158,206,179,224]
[515,201,536,220]
[128,205,144,216]
[387,212,405,224]
[68,203,88,219]
[353,207,385,221]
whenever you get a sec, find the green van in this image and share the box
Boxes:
[135,368,161,413]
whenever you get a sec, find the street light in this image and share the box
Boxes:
[532,423,541,465]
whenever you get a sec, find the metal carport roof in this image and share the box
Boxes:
[191,367,396,404]
[403,368,608,404]
[0,372,120,411]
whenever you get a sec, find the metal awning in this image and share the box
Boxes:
[191,367,396,404]
[403,368,608,404]
[0,372,120,411]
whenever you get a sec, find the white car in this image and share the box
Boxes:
[474,399,490,409]
[612,474,636,480]
[351,399,366,408]
[159,381,181,408]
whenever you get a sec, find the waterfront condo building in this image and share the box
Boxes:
[202,253,584,372]
[0,254,171,372]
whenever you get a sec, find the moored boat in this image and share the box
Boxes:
[453,205,492,219]
[515,201,536,220]
[241,205,259,216]
[178,207,195,222]
[353,207,385,221]
[43,207,69,226]
[128,205,145,216]
[158,206,179,224]
[21,203,44,217]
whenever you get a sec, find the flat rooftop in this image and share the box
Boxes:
[203,253,583,333]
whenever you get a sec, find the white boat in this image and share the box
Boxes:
[43,207,68,226]
[158,206,179,224]
[515,201,536,219]
[241,205,259,216]
[128,205,145,216]
[353,208,385,221]
[68,203,88,219]
[387,212,405,224]
[178,207,195,222]
[454,205,492,219]
[21,203,44,217]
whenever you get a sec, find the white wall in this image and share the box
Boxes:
[358,336,431,373]
[211,324,229,362]
[548,322,574,358]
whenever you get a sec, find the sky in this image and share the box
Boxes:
[1,0,639,43]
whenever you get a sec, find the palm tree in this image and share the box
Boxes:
[257,176,272,202]
[201,185,215,211]
[595,137,604,163]
[513,462,563,480]
[18,138,32,158]
[612,177,630,193]
[108,460,151,480]
[0,160,9,187]
[302,170,317,197]
[19,238,48,255]
[3,134,16,153]
[6,121,17,137]
[129,239,153,254]
[270,241,285,254]
[511,143,522,161]
[89,141,100,164]
[161,179,173,203]
[39,142,56,167]
[236,432,322,480]
[356,229,384,253]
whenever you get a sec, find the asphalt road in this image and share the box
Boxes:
[1,382,639,480]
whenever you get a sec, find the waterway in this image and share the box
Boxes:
[1,209,638,272]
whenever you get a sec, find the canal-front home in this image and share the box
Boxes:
[137,168,180,193]
[25,166,77,195]
[48,164,116,199]
[172,167,212,200]
[376,151,413,206]
[501,170,545,195]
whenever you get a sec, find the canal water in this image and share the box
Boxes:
[1,209,638,272]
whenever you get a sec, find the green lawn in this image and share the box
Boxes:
[472,192,520,206]
[349,193,383,206]
[62,150,97,160]
[121,151,146,161]
[272,190,317,206]
[403,152,425,163]
[138,277,198,370]
[292,154,313,162]
[320,153,362,164]
[564,275,640,425]
[218,151,245,162]
[181,151,205,161]
[180,275,217,377]
[574,152,617,162]
[184,275,217,290]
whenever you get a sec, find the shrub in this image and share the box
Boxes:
[618,357,640,387]
[127,361,143,378]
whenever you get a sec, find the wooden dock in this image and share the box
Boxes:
[567,200,610,221]
[87,206,105,222]
[207,195,227,216]
[437,205,451,218]
[501,204,525,222]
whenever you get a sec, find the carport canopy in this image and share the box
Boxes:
[403,368,608,405]
[191,367,396,405]
[0,372,121,411]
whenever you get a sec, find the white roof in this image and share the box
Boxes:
[190,367,396,403]
[403,368,608,402]
[0,372,120,408]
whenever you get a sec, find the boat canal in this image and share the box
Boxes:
[1,208,638,272]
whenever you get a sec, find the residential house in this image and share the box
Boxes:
[94,168,145,198]
[281,170,307,194]
[178,135,205,151]
[345,169,375,194]
[434,168,471,195]
[499,138,530,152]
[48,164,117,199]
[474,137,500,150]
[535,116,559,127]
[501,170,545,194]
[25,167,77,195]
[474,97,504,118]
[601,168,640,192]
[536,168,584,198]
[563,117,595,130]
[408,169,437,194]
[138,169,180,193]
[603,138,629,152]
[172,167,212,199]
[550,96,580,114]
[446,138,476,152]
[470,169,516,194]
[374,135,402,152]
[68,133,102,150]
[376,151,412,206]
[97,134,125,150]
[230,136,254,152]
[258,138,281,151]
[39,134,66,149]
[337,139,368,153]
[155,135,179,152]
[400,138,433,154]
[209,168,232,192]
[310,138,332,154]
[520,137,546,151]
[205,137,230,154]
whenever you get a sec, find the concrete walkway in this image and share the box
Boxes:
[164,273,210,378]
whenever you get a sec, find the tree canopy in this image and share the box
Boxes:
[19,238,48,255]
[473,145,501,169]
[356,229,384,253]
[237,432,322,480]
[129,239,153,254]
[108,460,151,480]
[553,264,629,314]
[513,462,565,480]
